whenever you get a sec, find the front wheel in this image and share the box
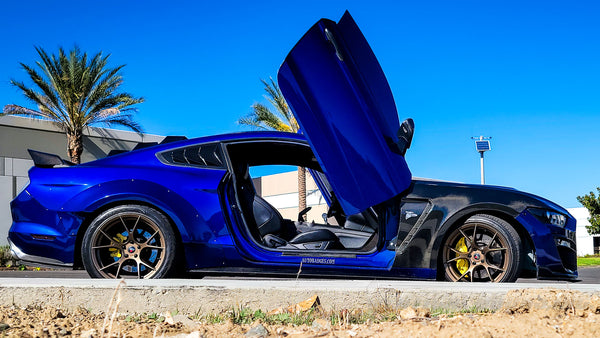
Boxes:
[442,214,522,282]
[81,205,177,279]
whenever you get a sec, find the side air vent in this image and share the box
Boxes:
[158,143,225,168]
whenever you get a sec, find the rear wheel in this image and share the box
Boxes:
[442,214,522,282]
[82,205,176,279]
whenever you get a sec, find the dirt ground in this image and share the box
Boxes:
[1,289,600,337]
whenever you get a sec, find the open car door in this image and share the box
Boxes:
[278,11,413,215]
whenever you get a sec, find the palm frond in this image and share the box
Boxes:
[95,114,143,134]
[238,115,269,130]
[3,104,50,119]
[262,77,293,125]
[240,77,298,133]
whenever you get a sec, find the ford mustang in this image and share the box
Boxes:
[7,12,577,282]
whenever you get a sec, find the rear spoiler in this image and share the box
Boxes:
[28,149,75,168]
[106,135,188,157]
[28,136,190,166]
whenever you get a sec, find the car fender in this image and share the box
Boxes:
[61,179,203,243]
[428,202,524,270]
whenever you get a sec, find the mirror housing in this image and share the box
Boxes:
[396,118,414,156]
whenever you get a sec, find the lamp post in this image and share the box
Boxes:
[471,136,491,184]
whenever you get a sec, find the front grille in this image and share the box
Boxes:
[557,246,577,272]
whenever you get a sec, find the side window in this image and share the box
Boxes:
[159,143,225,168]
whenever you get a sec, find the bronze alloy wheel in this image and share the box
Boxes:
[442,214,522,282]
[82,205,176,279]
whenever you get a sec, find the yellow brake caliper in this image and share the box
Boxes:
[455,237,469,275]
[108,233,127,258]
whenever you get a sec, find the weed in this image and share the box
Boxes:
[202,313,224,324]
[164,304,490,327]
[430,306,491,318]
[0,245,43,270]
[0,246,13,266]
[122,313,165,324]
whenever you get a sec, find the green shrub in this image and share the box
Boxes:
[0,245,14,267]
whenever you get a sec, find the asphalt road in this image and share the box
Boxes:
[1,267,599,283]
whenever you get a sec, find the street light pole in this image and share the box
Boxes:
[480,149,485,185]
[471,136,491,185]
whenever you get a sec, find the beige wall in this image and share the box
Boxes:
[254,170,328,223]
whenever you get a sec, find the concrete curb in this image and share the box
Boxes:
[1,279,598,314]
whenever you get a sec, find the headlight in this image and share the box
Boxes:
[528,208,567,227]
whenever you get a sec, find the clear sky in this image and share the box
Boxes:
[1,1,599,208]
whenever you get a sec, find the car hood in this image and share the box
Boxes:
[412,178,571,216]
[278,11,412,215]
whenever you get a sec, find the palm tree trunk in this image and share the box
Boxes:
[67,131,83,164]
[298,166,307,219]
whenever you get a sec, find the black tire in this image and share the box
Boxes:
[442,214,522,282]
[81,205,177,279]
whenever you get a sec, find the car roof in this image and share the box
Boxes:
[81,131,308,166]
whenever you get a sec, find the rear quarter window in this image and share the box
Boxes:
[159,143,225,168]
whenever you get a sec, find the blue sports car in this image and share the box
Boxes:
[8,12,576,282]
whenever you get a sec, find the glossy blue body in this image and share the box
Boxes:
[8,132,577,280]
[7,132,408,275]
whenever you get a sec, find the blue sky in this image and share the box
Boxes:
[1,1,599,208]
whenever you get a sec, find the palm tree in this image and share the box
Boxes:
[2,46,144,164]
[239,78,307,217]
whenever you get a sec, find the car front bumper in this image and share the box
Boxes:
[516,209,578,280]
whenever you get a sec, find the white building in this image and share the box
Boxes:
[570,207,598,256]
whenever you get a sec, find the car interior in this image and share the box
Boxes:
[226,140,380,252]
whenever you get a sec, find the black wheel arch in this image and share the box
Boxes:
[431,203,535,280]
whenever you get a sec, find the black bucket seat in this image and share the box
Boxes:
[237,165,341,249]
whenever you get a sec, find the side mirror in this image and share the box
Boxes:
[397,118,414,156]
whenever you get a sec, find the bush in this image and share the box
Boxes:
[0,245,15,267]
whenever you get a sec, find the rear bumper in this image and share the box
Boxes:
[8,187,83,267]
[8,237,72,268]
